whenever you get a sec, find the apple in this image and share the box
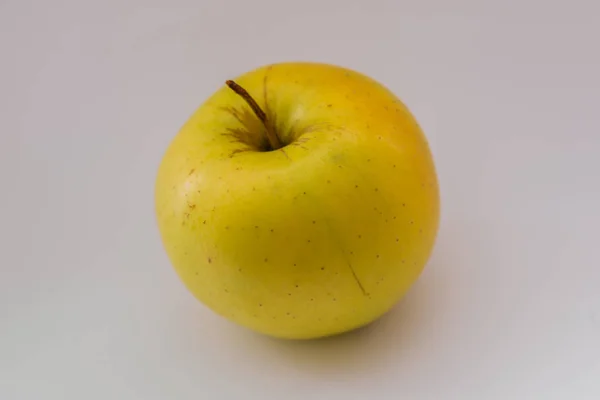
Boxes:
[154,61,440,340]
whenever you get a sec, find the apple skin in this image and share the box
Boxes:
[155,62,440,339]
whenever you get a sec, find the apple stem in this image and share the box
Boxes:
[225,80,282,151]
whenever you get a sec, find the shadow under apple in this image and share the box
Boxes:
[221,250,449,379]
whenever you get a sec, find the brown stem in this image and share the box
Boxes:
[225,80,282,150]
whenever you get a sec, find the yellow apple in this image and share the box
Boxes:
[154,61,440,339]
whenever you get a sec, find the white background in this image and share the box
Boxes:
[2,1,599,399]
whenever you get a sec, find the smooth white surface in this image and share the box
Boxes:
[2,1,600,399]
